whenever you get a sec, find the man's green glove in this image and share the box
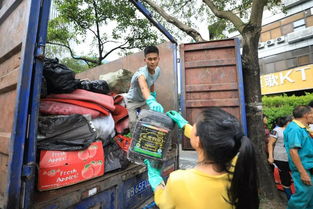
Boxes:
[150,91,157,99]
[166,110,188,128]
[146,95,164,113]
[144,159,164,191]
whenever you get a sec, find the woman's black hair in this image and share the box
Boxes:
[195,107,259,209]
[275,116,292,127]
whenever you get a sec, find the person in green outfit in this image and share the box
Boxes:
[284,105,313,209]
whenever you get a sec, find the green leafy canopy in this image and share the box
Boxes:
[262,93,313,129]
[47,0,162,68]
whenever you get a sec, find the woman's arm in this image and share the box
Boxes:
[267,136,276,164]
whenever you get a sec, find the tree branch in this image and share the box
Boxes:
[86,27,98,39]
[85,27,105,51]
[69,14,89,31]
[202,0,245,34]
[92,0,103,64]
[142,0,205,42]
[250,0,268,26]
[102,40,123,44]
[47,41,98,65]
[102,40,129,60]
[173,1,191,14]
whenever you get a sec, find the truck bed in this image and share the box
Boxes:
[34,164,148,209]
[33,147,177,209]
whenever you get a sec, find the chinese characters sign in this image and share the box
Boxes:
[260,64,313,95]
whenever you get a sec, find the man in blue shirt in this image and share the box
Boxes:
[284,105,313,209]
[125,46,164,130]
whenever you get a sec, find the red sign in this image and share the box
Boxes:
[38,141,104,191]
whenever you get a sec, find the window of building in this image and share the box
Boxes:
[292,47,309,56]
[264,63,275,74]
[260,31,271,42]
[275,60,287,71]
[298,55,310,66]
[286,58,297,69]
[306,16,313,27]
[281,23,294,35]
[293,19,306,31]
[0,0,3,9]
[270,28,282,39]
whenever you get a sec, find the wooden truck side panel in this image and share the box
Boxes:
[0,1,30,205]
[180,39,246,149]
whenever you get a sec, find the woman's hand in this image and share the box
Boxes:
[144,159,164,191]
[166,110,188,129]
[267,156,274,164]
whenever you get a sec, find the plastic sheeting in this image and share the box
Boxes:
[104,140,130,172]
[43,58,80,94]
[92,115,115,145]
[79,80,110,94]
[37,114,97,150]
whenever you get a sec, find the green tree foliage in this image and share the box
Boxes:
[47,0,162,67]
[262,93,313,129]
[61,58,90,73]
[208,19,227,40]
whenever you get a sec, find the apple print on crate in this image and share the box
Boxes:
[88,144,98,158]
[38,141,104,191]
[78,149,89,160]
[91,160,103,176]
[77,144,98,160]
[82,164,94,179]
[43,169,61,177]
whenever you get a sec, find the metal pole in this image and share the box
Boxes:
[129,0,177,44]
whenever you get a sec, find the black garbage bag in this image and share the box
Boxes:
[78,80,110,94]
[104,140,130,172]
[43,58,80,94]
[41,76,48,98]
[37,114,97,151]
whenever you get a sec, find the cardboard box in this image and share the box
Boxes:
[38,141,104,191]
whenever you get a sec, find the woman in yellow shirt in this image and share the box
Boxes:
[144,107,259,209]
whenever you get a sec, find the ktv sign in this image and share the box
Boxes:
[260,64,313,95]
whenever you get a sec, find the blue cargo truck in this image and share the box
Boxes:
[0,0,246,208]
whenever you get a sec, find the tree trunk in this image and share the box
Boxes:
[241,25,284,206]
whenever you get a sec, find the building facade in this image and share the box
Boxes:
[259,0,313,95]
[49,0,58,20]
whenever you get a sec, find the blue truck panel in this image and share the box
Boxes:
[234,38,248,135]
[121,173,152,209]
[6,1,44,208]
[73,187,116,209]
[129,0,177,44]
[23,0,52,208]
